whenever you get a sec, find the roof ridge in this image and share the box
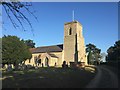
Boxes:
[36,44,63,48]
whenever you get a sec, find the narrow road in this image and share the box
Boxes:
[86,65,118,88]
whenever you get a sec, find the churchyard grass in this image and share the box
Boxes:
[2,66,96,88]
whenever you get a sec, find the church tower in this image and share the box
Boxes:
[63,20,87,65]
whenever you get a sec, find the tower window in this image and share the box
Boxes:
[69,28,72,35]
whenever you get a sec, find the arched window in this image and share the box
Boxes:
[69,28,72,35]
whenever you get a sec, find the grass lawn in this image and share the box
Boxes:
[2,66,96,88]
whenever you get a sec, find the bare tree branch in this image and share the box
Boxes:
[1,1,37,32]
[3,5,17,29]
[3,3,25,30]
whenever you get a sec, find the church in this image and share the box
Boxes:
[25,20,87,67]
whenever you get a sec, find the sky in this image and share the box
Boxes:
[2,2,118,53]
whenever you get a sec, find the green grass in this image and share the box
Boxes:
[2,67,97,88]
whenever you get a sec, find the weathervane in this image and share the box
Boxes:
[72,10,74,21]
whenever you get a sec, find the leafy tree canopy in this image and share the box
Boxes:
[2,35,32,65]
[86,43,101,65]
[107,40,120,62]
[23,39,35,48]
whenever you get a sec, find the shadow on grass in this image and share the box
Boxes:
[2,67,97,88]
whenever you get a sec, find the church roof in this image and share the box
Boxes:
[30,44,63,53]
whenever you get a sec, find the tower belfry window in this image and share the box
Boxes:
[69,28,72,35]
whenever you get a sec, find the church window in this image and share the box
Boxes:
[69,28,72,35]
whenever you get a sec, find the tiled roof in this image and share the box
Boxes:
[30,44,63,53]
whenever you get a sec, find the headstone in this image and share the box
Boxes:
[7,64,12,71]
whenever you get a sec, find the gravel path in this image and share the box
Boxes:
[86,65,118,88]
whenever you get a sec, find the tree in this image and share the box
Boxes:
[93,48,101,65]
[86,43,101,65]
[23,39,35,48]
[1,0,37,31]
[2,35,32,69]
[0,38,2,64]
[86,43,96,65]
[107,40,120,63]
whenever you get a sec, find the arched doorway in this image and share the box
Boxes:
[38,59,41,66]
[45,57,49,67]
